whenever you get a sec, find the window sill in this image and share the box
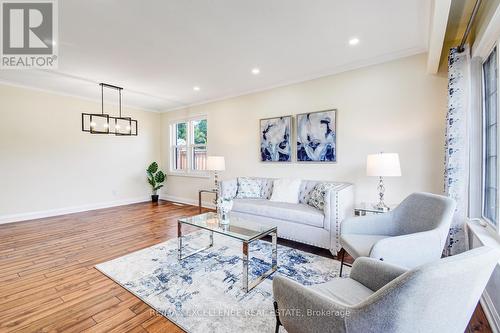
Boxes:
[167,172,210,179]
[467,219,500,264]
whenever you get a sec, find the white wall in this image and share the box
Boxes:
[0,84,161,222]
[161,53,448,205]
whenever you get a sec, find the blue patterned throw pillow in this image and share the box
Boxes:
[307,183,338,210]
[236,177,262,199]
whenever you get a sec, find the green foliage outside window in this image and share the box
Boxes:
[176,123,186,142]
[194,119,207,144]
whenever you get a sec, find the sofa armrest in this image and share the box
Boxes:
[324,184,354,253]
[273,275,349,333]
[220,179,237,199]
[349,257,407,292]
[369,230,443,268]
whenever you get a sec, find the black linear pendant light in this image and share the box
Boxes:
[81,83,138,136]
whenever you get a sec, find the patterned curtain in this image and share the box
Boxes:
[444,46,470,256]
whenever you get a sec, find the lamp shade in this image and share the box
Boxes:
[206,156,225,171]
[366,153,401,177]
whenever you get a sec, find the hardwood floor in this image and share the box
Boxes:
[0,201,492,332]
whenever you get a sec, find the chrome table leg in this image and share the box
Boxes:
[242,241,249,292]
[177,221,182,260]
[243,228,278,292]
[177,223,214,261]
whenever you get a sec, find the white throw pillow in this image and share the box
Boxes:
[270,178,302,204]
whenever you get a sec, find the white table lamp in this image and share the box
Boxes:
[207,156,225,191]
[366,153,401,211]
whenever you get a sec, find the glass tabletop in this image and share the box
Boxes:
[355,202,398,213]
[178,212,276,242]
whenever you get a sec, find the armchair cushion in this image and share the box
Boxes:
[309,277,374,305]
[340,234,389,258]
[273,275,349,333]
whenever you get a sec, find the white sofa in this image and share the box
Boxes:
[220,177,354,254]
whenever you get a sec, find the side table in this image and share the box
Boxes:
[354,202,398,216]
[198,189,218,213]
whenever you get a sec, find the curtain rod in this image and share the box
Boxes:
[458,0,482,53]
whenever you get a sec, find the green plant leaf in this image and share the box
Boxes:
[148,179,155,187]
[147,162,158,174]
[153,184,164,191]
[155,170,166,183]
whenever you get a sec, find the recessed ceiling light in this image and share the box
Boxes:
[349,38,360,46]
[251,68,260,75]
[193,86,200,91]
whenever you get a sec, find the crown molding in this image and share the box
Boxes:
[161,47,427,113]
[0,79,162,113]
[1,47,427,114]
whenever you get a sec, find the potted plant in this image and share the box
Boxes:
[147,162,166,203]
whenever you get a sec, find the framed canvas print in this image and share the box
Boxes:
[260,116,292,162]
[296,109,337,162]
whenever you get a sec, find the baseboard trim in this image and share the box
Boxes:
[0,197,150,225]
[481,290,500,333]
[161,194,215,209]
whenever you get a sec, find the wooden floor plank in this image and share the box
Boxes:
[82,309,136,333]
[37,297,122,333]
[106,309,155,333]
[141,315,184,333]
[92,297,142,323]
[57,317,97,333]
[0,200,490,333]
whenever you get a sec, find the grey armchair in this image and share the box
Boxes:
[340,192,456,273]
[273,246,500,333]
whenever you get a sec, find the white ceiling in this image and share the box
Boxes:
[0,0,431,112]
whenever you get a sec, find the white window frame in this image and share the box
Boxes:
[169,116,209,177]
[469,3,500,238]
[481,44,500,233]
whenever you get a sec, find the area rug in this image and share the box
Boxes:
[95,231,347,333]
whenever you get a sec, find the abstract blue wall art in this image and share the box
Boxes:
[260,116,292,162]
[296,109,337,162]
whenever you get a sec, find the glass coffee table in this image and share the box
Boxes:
[177,212,277,292]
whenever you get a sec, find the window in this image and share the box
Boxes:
[173,122,188,171]
[191,119,207,170]
[483,47,498,227]
[170,117,207,173]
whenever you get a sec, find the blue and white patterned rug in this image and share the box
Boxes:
[96,231,347,333]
